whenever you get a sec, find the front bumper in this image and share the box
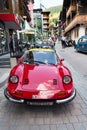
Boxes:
[4,88,24,103]
[56,89,76,104]
[4,88,76,104]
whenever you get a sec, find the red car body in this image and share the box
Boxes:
[4,48,76,105]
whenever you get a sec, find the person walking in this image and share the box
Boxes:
[49,36,55,50]
[61,35,66,48]
[9,36,14,57]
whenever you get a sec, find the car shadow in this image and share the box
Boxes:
[74,50,87,55]
[3,98,76,116]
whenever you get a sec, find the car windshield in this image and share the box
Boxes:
[24,50,58,65]
[79,37,87,42]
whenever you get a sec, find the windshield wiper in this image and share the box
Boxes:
[48,63,55,65]
[24,59,29,63]
[32,60,46,64]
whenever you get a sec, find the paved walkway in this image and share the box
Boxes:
[0,54,17,87]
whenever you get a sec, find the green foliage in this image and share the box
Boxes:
[45,5,62,15]
[49,12,60,23]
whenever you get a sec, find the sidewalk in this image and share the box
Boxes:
[0,68,10,87]
[0,53,17,87]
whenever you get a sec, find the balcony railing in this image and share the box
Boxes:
[65,15,87,32]
[66,4,77,18]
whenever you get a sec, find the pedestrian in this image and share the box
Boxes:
[61,35,66,48]
[49,36,55,50]
[54,34,58,45]
[9,36,14,57]
[72,40,76,48]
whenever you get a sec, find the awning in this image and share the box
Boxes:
[24,30,34,34]
[0,14,21,30]
[18,20,35,34]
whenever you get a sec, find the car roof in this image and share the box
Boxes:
[80,35,87,39]
[26,48,55,53]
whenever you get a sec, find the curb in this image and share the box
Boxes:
[0,73,9,88]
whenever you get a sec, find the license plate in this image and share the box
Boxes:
[27,101,53,106]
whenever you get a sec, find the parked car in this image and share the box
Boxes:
[4,47,76,105]
[75,35,87,53]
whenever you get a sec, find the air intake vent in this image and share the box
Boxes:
[24,79,29,84]
[53,79,57,85]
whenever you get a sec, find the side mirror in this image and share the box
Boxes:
[17,58,22,64]
[60,58,64,64]
[17,53,25,64]
[60,58,64,62]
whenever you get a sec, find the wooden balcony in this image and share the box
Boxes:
[0,0,19,14]
[66,4,77,18]
[43,24,49,29]
[65,15,87,33]
[43,16,49,20]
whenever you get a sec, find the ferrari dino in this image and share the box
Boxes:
[4,47,76,105]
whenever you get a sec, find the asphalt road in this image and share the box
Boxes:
[57,44,87,77]
[56,43,87,103]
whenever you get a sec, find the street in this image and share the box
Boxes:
[0,43,87,130]
[57,43,87,76]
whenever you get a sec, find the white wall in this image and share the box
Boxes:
[79,26,85,38]
[71,26,85,43]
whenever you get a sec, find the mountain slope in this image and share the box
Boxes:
[45,5,62,14]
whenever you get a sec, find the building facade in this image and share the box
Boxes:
[41,11,50,31]
[41,11,50,37]
[60,0,87,42]
[0,0,34,55]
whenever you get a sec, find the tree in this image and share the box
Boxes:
[49,13,60,27]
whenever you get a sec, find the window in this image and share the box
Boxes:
[82,38,87,42]
[79,37,87,43]
[24,50,58,64]
[74,29,79,38]
[0,0,9,10]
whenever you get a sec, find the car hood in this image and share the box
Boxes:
[13,64,70,91]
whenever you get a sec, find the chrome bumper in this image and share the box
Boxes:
[56,89,76,104]
[4,88,24,103]
[4,88,76,104]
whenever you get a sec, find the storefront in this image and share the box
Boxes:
[0,14,22,55]
[0,20,8,55]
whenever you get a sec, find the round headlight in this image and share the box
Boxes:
[63,75,72,84]
[9,75,19,83]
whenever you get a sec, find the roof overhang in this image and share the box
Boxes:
[0,13,21,30]
[24,30,34,34]
[18,29,35,34]
[18,19,35,34]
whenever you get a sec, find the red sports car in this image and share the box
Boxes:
[4,47,76,105]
